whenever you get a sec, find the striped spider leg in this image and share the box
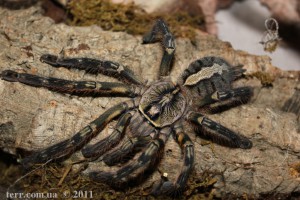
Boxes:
[39,54,143,85]
[88,127,170,186]
[180,57,253,149]
[0,19,253,197]
[142,19,175,77]
[22,100,138,168]
[1,55,144,168]
[181,57,253,112]
[151,122,194,196]
[188,111,252,149]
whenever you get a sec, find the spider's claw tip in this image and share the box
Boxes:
[150,181,178,197]
[1,70,19,82]
[239,140,252,149]
[40,54,58,64]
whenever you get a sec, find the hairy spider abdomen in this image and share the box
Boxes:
[139,81,186,127]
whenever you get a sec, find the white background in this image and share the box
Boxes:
[216,0,300,70]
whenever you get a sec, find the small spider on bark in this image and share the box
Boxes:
[1,19,252,196]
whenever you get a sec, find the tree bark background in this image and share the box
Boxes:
[0,6,299,198]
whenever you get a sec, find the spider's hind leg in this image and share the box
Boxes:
[81,112,133,159]
[22,100,136,169]
[88,127,170,187]
[40,54,143,85]
[151,122,194,196]
[187,111,252,149]
[102,134,152,166]
[142,19,175,77]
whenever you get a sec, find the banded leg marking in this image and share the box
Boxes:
[188,112,252,149]
[1,70,139,97]
[40,54,143,85]
[89,127,171,185]
[81,112,132,159]
[142,19,175,77]
[197,87,252,107]
[153,123,194,195]
[102,135,152,166]
[22,100,135,168]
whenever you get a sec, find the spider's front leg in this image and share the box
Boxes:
[1,70,139,97]
[187,112,252,149]
[142,19,175,77]
[22,99,137,168]
[40,54,143,85]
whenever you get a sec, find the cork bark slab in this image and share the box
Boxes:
[0,6,299,197]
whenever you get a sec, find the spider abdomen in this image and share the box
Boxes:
[139,81,186,128]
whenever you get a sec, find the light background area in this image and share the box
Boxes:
[216,0,300,70]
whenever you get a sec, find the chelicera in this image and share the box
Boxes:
[1,19,252,196]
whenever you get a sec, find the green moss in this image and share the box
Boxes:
[67,0,205,40]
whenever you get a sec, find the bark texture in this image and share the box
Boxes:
[0,6,299,198]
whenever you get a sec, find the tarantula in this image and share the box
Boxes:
[1,19,252,195]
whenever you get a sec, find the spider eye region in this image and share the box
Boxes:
[139,81,186,127]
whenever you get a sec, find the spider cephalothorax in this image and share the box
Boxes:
[1,19,252,196]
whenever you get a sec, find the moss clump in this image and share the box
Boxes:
[290,162,300,178]
[67,0,205,40]
[249,71,275,86]
[9,162,217,199]
[21,163,131,200]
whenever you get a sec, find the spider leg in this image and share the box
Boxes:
[152,122,194,196]
[197,87,252,107]
[22,100,137,168]
[142,19,175,77]
[40,54,143,85]
[81,112,132,159]
[1,70,139,97]
[102,134,152,166]
[187,111,252,149]
[89,127,171,186]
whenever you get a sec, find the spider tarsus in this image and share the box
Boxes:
[1,70,19,82]
[40,54,59,65]
[238,139,253,149]
[151,181,184,197]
